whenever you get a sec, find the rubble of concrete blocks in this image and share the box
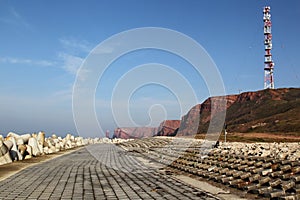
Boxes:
[118,138,300,199]
[0,131,132,166]
[212,142,300,161]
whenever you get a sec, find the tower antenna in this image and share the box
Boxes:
[263,6,275,89]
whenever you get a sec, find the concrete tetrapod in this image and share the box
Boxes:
[28,137,41,156]
[6,136,23,161]
[18,144,27,158]
[0,140,13,165]
[7,132,31,144]
[25,144,33,159]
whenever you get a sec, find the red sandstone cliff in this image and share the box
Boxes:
[193,88,300,135]
[113,88,300,138]
[113,120,180,139]
[113,127,158,139]
[156,120,181,136]
[177,104,201,136]
[224,88,300,133]
[177,95,238,136]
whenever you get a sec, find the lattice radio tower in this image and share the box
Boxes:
[263,6,275,89]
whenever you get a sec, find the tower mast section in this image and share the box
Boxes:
[263,6,275,89]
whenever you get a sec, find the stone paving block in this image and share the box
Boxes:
[6,138,300,199]
[0,144,218,199]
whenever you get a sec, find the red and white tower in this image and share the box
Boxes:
[263,6,275,89]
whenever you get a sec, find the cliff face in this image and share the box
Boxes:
[113,127,158,139]
[113,88,300,138]
[224,88,300,133]
[192,88,300,135]
[177,104,200,136]
[113,120,180,139]
[178,95,238,136]
[156,120,181,136]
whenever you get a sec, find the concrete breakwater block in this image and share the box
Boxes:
[6,136,23,161]
[25,144,33,158]
[37,131,45,146]
[28,137,41,156]
[7,132,31,144]
[0,132,130,166]
[0,140,12,165]
[3,140,13,150]
[18,144,27,157]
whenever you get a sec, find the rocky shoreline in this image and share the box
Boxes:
[0,131,130,166]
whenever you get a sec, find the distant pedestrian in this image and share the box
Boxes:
[214,141,220,148]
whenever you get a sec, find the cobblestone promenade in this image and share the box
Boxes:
[0,144,218,200]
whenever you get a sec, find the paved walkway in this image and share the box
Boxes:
[0,144,218,200]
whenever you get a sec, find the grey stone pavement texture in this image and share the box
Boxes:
[0,144,218,200]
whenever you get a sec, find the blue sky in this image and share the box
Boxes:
[0,0,299,137]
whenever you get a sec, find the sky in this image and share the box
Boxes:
[0,0,299,137]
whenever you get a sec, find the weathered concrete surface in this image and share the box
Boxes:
[0,144,219,200]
